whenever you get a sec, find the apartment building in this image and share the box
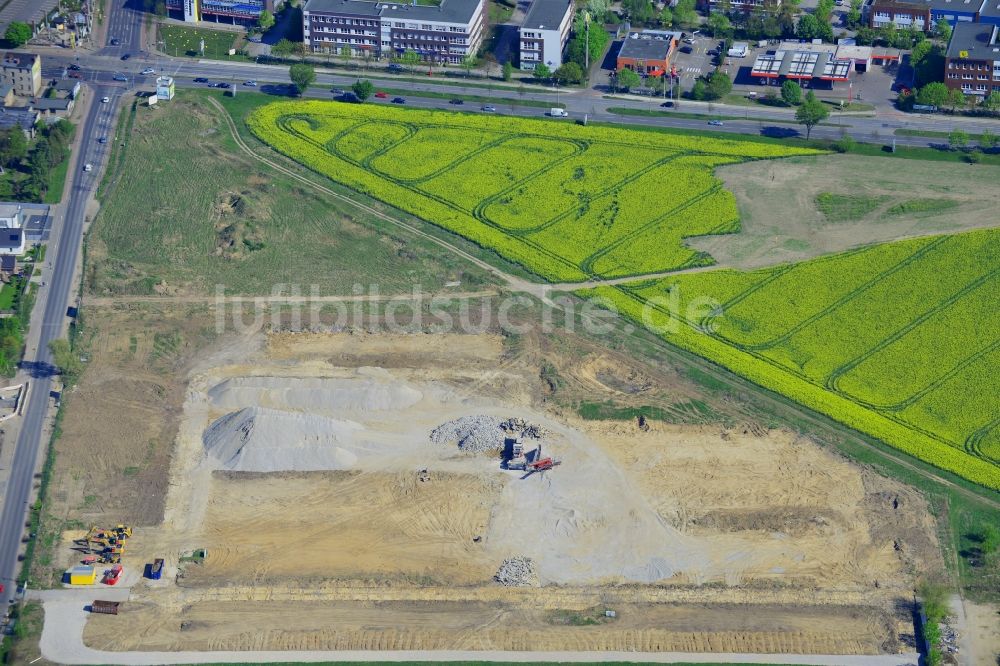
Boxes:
[518,0,574,71]
[944,22,1000,97]
[165,0,274,24]
[303,0,486,64]
[0,52,41,98]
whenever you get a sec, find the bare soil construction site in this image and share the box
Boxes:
[76,329,943,658]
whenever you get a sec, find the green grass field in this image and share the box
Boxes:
[158,25,240,59]
[89,95,490,296]
[248,101,817,282]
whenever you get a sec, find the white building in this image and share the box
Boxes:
[519,0,574,71]
[156,76,175,101]
[0,204,25,256]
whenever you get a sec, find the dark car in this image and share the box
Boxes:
[660,101,674,108]
[449,98,464,105]
[110,38,121,46]
[68,63,81,71]
[120,53,130,60]
[387,63,403,72]
[392,97,406,104]
[217,82,231,89]
[98,136,107,144]
[680,45,692,53]
[194,77,209,83]
[340,92,361,103]
[331,88,345,95]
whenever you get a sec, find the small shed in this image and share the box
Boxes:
[68,565,97,585]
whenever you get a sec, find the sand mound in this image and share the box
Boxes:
[203,407,370,472]
[207,376,423,414]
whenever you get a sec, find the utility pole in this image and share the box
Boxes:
[584,12,590,71]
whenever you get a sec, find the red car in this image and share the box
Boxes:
[68,71,83,79]
[374,91,388,98]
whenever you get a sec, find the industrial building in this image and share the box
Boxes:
[518,0,574,71]
[165,0,274,24]
[616,30,681,75]
[302,0,486,64]
[944,22,1000,97]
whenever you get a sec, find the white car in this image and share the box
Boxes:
[101,96,110,103]
[243,79,258,87]
[83,163,93,172]
[141,67,155,75]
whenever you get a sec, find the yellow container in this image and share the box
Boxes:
[68,565,97,585]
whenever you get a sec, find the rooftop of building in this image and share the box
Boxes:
[33,98,71,111]
[946,21,1000,58]
[521,0,572,30]
[305,0,482,23]
[1,52,39,69]
[618,30,681,61]
[868,0,989,14]
[0,204,21,221]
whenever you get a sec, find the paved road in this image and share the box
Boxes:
[0,72,122,616]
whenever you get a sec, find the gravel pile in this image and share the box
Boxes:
[493,556,538,587]
[430,415,546,454]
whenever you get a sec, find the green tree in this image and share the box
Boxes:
[4,22,31,47]
[780,79,802,105]
[0,128,27,168]
[814,0,835,23]
[833,133,856,153]
[980,525,1000,558]
[616,67,641,91]
[946,87,965,112]
[400,48,421,72]
[258,8,275,31]
[795,90,828,138]
[502,60,513,81]
[983,90,1000,111]
[352,79,374,101]
[690,78,709,100]
[272,38,305,58]
[948,128,968,150]
[554,61,584,84]
[658,5,673,26]
[707,12,733,37]
[461,54,478,77]
[846,0,862,28]
[915,81,948,108]
[935,17,951,42]
[980,128,998,149]
[289,63,315,95]
[533,62,552,82]
[672,0,698,28]
[622,0,656,24]
[706,70,732,99]
[49,339,83,380]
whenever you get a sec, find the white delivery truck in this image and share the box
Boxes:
[550,108,569,117]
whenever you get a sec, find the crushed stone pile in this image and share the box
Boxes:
[493,556,539,587]
[430,415,547,453]
[203,406,371,472]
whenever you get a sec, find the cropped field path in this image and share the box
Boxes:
[84,290,499,307]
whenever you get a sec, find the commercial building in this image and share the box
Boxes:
[944,22,1000,97]
[165,0,274,24]
[616,30,681,75]
[518,0,574,71]
[303,0,486,64]
[0,52,41,98]
[865,0,1000,30]
[750,41,853,85]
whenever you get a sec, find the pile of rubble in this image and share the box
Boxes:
[430,415,546,454]
[493,556,539,587]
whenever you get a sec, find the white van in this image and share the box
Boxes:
[550,108,568,118]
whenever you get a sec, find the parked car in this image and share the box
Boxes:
[387,63,403,72]
[449,98,464,105]
[83,163,93,172]
[707,119,724,126]
[481,105,496,112]
[374,91,389,98]
[682,38,694,44]
[101,96,110,103]
[68,63,81,70]
[243,79,258,86]
[391,96,406,104]
[680,45,692,53]
[194,77,209,83]
[140,67,155,75]
[112,72,127,81]
[120,53,130,60]
[98,136,107,144]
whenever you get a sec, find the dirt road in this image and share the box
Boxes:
[41,598,920,666]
